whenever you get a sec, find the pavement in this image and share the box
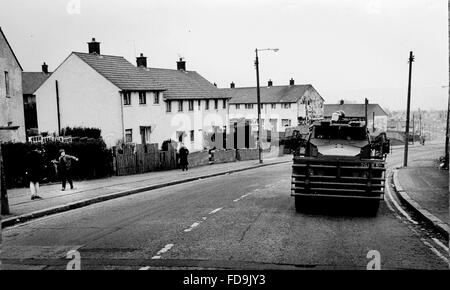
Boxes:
[392,151,449,238]
[1,154,292,228]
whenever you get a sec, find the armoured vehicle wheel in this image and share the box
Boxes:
[367,200,380,216]
[295,196,310,212]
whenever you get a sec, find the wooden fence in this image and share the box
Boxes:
[113,143,177,176]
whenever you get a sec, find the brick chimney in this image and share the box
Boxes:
[136,53,147,68]
[289,78,294,85]
[177,58,186,71]
[268,79,273,87]
[42,62,49,74]
[88,38,100,54]
[230,82,235,89]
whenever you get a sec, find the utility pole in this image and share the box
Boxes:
[404,51,414,167]
[445,86,450,168]
[372,111,375,132]
[412,113,415,145]
[365,98,368,131]
[0,144,10,215]
[255,49,262,164]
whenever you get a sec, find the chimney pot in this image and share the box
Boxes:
[136,53,147,68]
[268,79,273,87]
[230,82,235,89]
[177,57,186,71]
[88,38,101,54]
[289,78,294,85]
[42,62,49,74]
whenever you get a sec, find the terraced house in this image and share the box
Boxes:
[224,79,324,132]
[35,38,229,150]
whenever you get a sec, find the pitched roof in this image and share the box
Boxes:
[22,72,52,95]
[74,52,225,99]
[224,84,316,104]
[73,52,165,91]
[143,68,227,99]
[324,103,388,117]
[0,27,23,71]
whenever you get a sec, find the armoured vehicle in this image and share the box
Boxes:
[291,111,390,215]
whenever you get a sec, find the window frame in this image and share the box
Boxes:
[188,100,194,111]
[205,99,209,110]
[236,104,240,109]
[214,99,218,110]
[271,103,276,109]
[139,92,147,105]
[178,100,184,112]
[166,100,172,112]
[123,92,131,106]
[190,130,194,142]
[4,71,9,98]
[222,99,226,109]
[154,92,160,104]
[125,129,133,143]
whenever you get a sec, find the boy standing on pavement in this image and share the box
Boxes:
[56,149,79,191]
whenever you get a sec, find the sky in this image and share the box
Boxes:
[0,0,448,110]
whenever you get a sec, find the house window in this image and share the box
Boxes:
[123,92,131,105]
[222,99,226,109]
[139,92,147,104]
[236,104,240,109]
[4,71,9,98]
[214,99,218,110]
[282,119,292,127]
[154,92,160,104]
[282,103,291,109]
[245,104,254,109]
[260,104,264,109]
[190,130,194,142]
[271,103,276,109]
[125,129,133,143]
[205,100,209,110]
[178,100,183,111]
[188,100,194,111]
[198,100,201,109]
[166,100,172,112]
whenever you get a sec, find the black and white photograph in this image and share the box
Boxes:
[0,0,449,278]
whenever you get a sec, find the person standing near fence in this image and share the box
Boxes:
[179,144,189,171]
[25,148,45,200]
[55,149,79,191]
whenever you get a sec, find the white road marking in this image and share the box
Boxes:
[209,207,223,214]
[152,243,174,259]
[139,266,150,270]
[432,238,449,252]
[385,171,418,225]
[202,216,207,220]
[421,239,449,265]
[184,222,201,232]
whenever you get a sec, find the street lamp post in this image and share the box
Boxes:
[255,48,279,164]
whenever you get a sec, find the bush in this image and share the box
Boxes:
[61,126,102,139]
[1,139,113,189]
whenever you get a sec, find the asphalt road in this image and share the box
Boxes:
[1,144,448,270]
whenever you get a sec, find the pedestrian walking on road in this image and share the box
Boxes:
[179,144,189,171]
[54,149,79,191]
[25,148,45,200]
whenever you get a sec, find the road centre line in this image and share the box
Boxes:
[151,243,174,259]
[209,207,223,214]
[184,222,201,232]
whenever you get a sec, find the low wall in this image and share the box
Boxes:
[236,148,259,161]
[188,151,210,167]
[212,149,236,163]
